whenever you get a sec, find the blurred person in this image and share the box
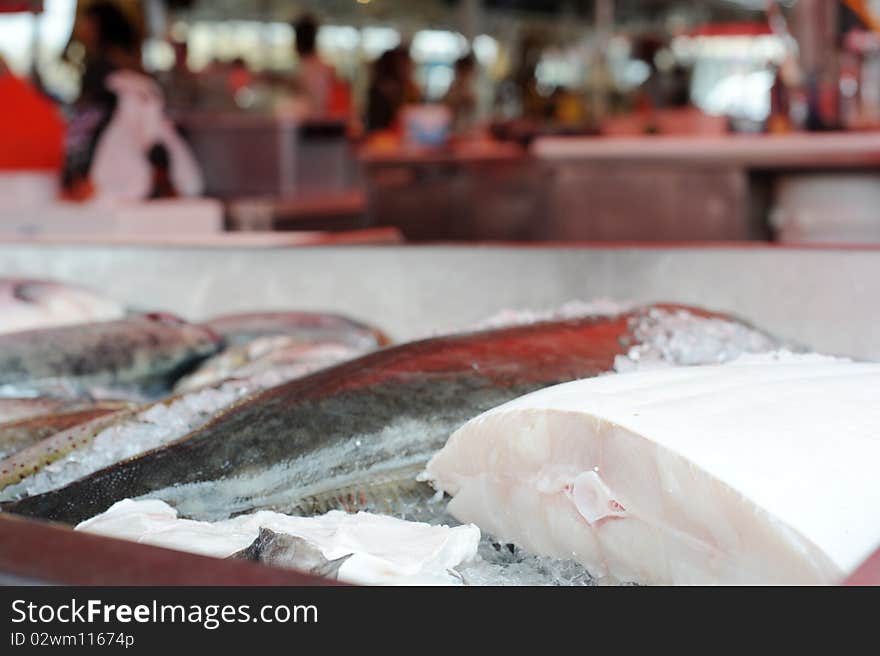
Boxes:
[494,31,545,122]
[160,39,198,110]
[366,49,404,133]
[443,53,478,133]
[291,13,350,118]
[365,47,420,133]
[62,1,143,198]
[0,57,65,171]
[61,1,202,201]
[395,46,421,105]
[632,36,692,114]
[76,1,142,105]
[619,35,720,136]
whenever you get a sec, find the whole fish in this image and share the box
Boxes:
[0,279,126,335]
[0,341,372,496]
[0,313,222,398]
[200,312,390,349]
[1,305,783,525]
[173,336,370,393]
[0,403,130,460]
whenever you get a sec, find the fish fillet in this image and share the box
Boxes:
[76,499,480,586]
[424,354,880,585]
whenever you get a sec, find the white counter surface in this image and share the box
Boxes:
[534,132,880,168]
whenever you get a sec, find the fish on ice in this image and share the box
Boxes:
[173,336,371,393]
[0,338,385,498]
[0,313,222,398]
[0,402,130,460]
[2,305,783,525]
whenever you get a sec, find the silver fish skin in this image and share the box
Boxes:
[0,279,126,336]
[173,336,369,393]
[0,313,222,397]
[200,312,390,349]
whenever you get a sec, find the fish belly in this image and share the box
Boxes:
[424,355,880,585]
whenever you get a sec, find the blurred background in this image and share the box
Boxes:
[2,0,880,244]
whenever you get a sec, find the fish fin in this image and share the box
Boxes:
[288,467,435,517]
[311,553,354,581]
[228,527,279,562]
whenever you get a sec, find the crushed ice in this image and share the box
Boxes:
[467,299,634,332]
[422,298,633,339]
[613,307,789,373]
[0,382,253,502]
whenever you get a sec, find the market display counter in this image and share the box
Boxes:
[359,142,542,241]
[0,244,877,359]
[359,133,880,243]
[0,243,879,584]
[534,132,880,243]
[0,197,224,238]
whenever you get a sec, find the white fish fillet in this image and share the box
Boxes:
[424,354,880,585]
[76,499,480,586]
[0,279,126,335]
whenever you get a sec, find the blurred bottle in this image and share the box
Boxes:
[768,55,809,133]
[838,49,861,129]
[147,143,176,199]
[768,68,792,133]
[840,28,880,129]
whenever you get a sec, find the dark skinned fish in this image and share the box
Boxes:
[0,403,131,460]
[0,313,222,399]
[0,341,380,494]
[229,527,353,580]
[0,339,385,493]
[201,312,390,349]
[2,305,783,525]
